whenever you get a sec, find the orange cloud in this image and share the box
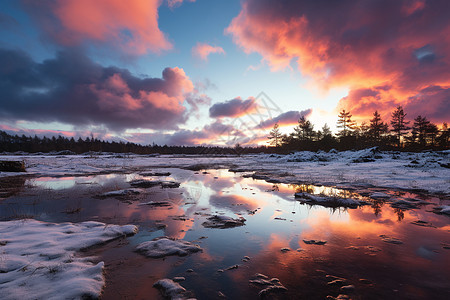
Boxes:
[24,0,172,55]
[227,0,450,123]
[192,42,225,61]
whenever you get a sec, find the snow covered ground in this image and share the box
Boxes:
[0,220,137,300]
[1,148,448,194]
[0,149,448,299]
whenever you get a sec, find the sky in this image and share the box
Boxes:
[0,0,448,146]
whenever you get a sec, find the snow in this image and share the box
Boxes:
[136,237,202,258]
[0,219,138,300]
[1,149,447,194]
[153,279,186,300]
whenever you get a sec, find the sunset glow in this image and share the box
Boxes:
[0,0,448,145]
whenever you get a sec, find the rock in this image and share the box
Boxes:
[153,279,186,299]
[186,269,194,273]
[327,294,350,300]
[173,277,185,282]
[99,188,143,198]
[225,264,239,271]
[359,278,372,284]
[441,243,450,250]
[249,278,272,286]
[410,220,435,227]
[379,235,403,244]
[432,205,450,216]
[0,160,26,172]
[328,279,347,286]
[161,181,181,188]
[295,192,364,208]
[340,285,355,293]
[303,239,327,245]
[202,215,246,229]
[255,273,269,279]
[365,245,382,252]
[139,201,172,207]
[370,192,390,199]
[130,179,161,188]
[390,200,418,209]
[136,237,202,258]
[258,285,288,298]
[140,172,171,176]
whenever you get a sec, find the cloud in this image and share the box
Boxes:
[209,97,258,118]
[192,42,225,61]
[0,48,197,131]
[124,120,246,146]
[257,109,312,129]
[226,0,450,123]
[21,0,172,55]
[405,86,450,122]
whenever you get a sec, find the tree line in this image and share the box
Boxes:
[268,106,449,151]
[0,131,269,155]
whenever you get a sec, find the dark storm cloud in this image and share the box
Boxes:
[257,109,312,129]
[0,48,196,131]
[209,97,258,118]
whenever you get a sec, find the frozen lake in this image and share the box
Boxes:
[1,151,449,299]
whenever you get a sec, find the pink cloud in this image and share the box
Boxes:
[192,42,225,61]
[23,0,172,55]
[226,0,450,124]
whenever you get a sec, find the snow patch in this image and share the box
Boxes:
[153,278,186,300]
[136,237,202,258]
[0,219,137,300]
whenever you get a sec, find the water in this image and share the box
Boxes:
[0,169,449,299]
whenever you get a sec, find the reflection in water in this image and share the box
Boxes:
[1,169,449,299]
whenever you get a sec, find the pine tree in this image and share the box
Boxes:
[437,123,449,148]
[321,123,332,138]
[369,111,387,142]
[336,109,356,138]
[268,123,283,147]
[292,116,315,141]
[390,106,410,147]
[412,115,430,146]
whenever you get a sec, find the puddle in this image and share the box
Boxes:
[1,169,449,299]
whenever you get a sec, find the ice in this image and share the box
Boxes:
[0,219,137,300]
[136,236,202,258]
[1,149,448,194]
